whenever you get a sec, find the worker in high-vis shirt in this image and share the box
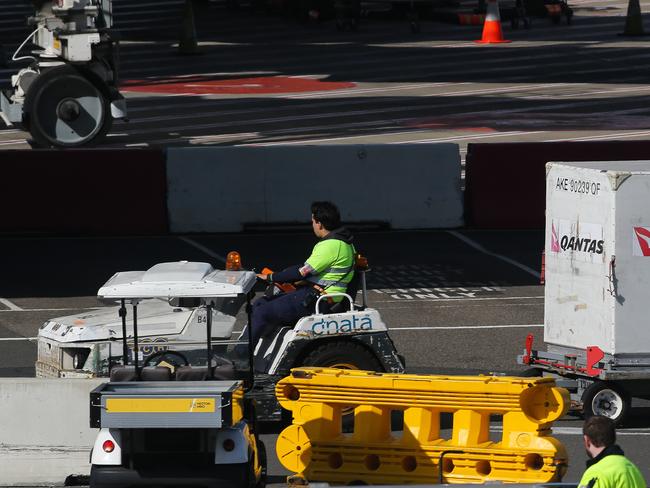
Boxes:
[578,415,646,488]
[251,201,355,348]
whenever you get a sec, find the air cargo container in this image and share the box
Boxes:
[519,160,650,424]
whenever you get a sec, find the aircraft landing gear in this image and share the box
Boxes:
[24,66,112,148]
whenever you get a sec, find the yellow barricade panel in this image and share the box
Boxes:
[276,368,569,485]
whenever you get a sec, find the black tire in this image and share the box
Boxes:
[301,341,383,432]
[143,350,190,368]
[301,341,383,371]
[241,454,254,488]
[24,65,112,148]
[582,381,631,426]
[520,367,543,377]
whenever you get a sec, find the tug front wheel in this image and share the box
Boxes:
[24,65,112,148]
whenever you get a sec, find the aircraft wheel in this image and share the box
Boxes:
[24,65,112,148]
[582,381,630,426]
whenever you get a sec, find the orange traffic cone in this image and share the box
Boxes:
[476,0,511,44]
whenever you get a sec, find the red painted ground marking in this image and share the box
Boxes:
[406,120,496,132]
[122,76,355,95]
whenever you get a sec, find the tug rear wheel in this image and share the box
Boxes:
[24,65,112,148]
[301,342,384,431]
[301,341,382,371]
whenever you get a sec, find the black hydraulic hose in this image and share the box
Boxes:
[439,450,464,484]
[245,292,255,393]
[206,302,213,379]
[119,299,128,366]
[133,303,140,380]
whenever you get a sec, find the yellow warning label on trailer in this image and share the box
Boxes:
[106,398,215,413]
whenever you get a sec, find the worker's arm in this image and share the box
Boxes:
[256,241,329,282]
[256,264,312,283]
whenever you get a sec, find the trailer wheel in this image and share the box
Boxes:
[582,381,630,426]
[24,65,112,148]
[301,341,382,371]
[520,367,543,377]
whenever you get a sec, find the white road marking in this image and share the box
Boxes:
[550,427,650,436]
[389,324,543,331]
[258,130,544,146]
[285,82,451,99]
[0,337,36,342]
[0,139,29,146]
[0,298,23,311]
[411,131,545,144]
[489,426,650,436]
[0,307,100,313]
[110,83,650,146]
[178,236,227,263]
[549,130,650,142]
[372,296,543,303]
[447,231,541,279]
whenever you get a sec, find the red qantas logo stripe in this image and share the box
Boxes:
[634,227,650,256]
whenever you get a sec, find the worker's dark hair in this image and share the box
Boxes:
[311,201,341,231]
[583,415,616,448]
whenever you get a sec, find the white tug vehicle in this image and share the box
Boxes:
[38,255,404,422]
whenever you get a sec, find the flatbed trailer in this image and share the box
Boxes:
[518,161,650,425]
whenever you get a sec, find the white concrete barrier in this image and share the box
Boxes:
[0,378,104,486]
[166,144,463,232]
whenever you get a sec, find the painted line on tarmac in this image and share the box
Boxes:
[388,324,543,331]
[0,337,36,342]
[549,130,650,142]
[372,296,543,303]
[0,139,29,146]
[447,231,541,279]
[490,426,650,435]
[228,324,543,335]
[178,236,227,263]
[0,307,100,313]
[551,427,650,436]
[259,130,544,146]
[107,81,643,144]
[0,298,23,311]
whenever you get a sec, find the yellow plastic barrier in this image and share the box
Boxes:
[276,368,569,485]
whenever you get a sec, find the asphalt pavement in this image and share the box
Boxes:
[1,0,650,150]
